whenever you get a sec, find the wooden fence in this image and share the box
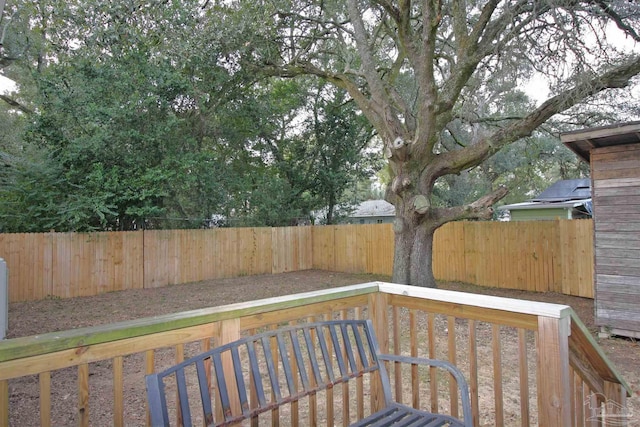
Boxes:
[0,227,312,302]
[432,220,594,297]
[0,220,594,302]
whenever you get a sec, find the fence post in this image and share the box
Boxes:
[0,258,6,340]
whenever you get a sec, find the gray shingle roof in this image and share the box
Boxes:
[351,200,396,217]
[531,179,591,202]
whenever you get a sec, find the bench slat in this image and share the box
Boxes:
[302,327,323,387]
[276,332,296,395]
[230,346,249,416]
[316,326,335,383]
[290,330,310,391]
[340,323,358,374]
[261,336,282,401]
[211,352,231,420]
[246,340,267,408]
[194,359,214,425]
[175,368,192,425]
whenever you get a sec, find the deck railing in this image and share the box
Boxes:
[0,283,629,426]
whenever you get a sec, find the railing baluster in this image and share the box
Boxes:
[324,314,334,427]
[604,380,627,425]
[409,309,419,410]
[448,316,458,418]
[468,320,479,427]
[340,309,350,427]
[354,307,364,420]
[0,379,7,426]
[518,328,530,427]
[427,312,437,413]
[492,324,504,427]
[574,374,584,427]
[570,367,577,427]
[267,324,280,427]
[287,323,300,427]
[586,390,598,427]
[392,306,402,404]
[39,372,51,426]
[78,363,89,427]
[113,355,124,427]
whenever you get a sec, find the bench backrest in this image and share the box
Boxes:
[146,319,385,426]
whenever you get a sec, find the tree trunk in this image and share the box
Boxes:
[392,216,437,288]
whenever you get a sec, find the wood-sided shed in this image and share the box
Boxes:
[561,121,640,338]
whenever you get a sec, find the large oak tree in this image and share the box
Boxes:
[213,0,640,287]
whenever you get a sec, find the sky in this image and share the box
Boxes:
[0,75,16,95]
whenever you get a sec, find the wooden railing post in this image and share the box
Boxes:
[214,319,241,420]
[368,292,389,412]
[536,315,571,426]
[368,292,389,352]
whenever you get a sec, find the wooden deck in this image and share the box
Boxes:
[0,282,630,426]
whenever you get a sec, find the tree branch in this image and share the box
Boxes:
[595,0,640,42]
[410,0,440,161]
[451,0,470,54]
[346,0,406,142]
[430,185,508,227]
[427,54,640,181]
[0,94,32,114]
[437,0,546,118]
[261,62,389,134]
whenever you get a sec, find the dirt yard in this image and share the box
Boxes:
[7,270,640,426]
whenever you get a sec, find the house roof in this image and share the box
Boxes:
[531,178,590,202]
[499,199,591,211]
[499,179,592,212]
[560,121,640,163]
[350,200,395,218]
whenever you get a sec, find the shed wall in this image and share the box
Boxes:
[591,143,640,334]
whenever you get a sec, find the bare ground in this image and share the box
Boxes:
[7,270,640,426]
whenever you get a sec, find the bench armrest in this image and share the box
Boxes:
[377,354,473,427]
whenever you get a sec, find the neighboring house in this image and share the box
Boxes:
[342,200,395,224]
[498,179,592,221]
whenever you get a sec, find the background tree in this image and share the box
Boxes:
[304,82,380,224]
[222,79,380,226]
[0,0,231,230]
[0,0,382,231]
[214,0,640,287]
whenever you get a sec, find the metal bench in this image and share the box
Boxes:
[145,319,472,426]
